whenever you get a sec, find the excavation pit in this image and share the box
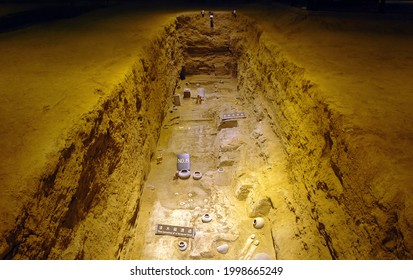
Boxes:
[1,6,413,261]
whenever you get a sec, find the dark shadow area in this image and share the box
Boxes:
[0,0,265,34]
[275,0,413,14]
[0,3,107,33]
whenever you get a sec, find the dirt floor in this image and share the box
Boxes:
[0,2,412,260]
[124,74,282,260]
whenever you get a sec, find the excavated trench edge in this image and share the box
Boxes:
[1,12,411,260]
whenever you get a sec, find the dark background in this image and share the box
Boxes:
[1,0,412,33]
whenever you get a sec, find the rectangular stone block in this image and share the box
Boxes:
[173,94,181,106]
[183,88,191,98]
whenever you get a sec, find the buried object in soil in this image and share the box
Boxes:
[178,169,191,179]
[217,243,229,254]
[173,94,181,106]
[178,241,188,251]
[183,88,191,98]
[253,217,265,229]
[201,213,212,223]
[193,171,202,180]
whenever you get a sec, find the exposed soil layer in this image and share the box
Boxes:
[1,15,185,259]
[1,4,412,260]
[241,4,413,259]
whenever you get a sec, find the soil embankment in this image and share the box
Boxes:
[239,5,413,259]
[1,12,185,259]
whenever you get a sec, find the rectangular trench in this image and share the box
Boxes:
[2,10,411,260]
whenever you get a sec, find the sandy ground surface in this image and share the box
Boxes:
[1,2,413,259]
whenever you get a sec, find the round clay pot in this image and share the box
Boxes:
[201,213,212,223]
[178,169,191,179]
[193,171,202,180]
[178,241,188,251]
[253,217,265,229]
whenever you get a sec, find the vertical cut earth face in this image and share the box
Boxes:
[1,12,412,260]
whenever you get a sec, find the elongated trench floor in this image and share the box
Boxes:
[130,73,287,260]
